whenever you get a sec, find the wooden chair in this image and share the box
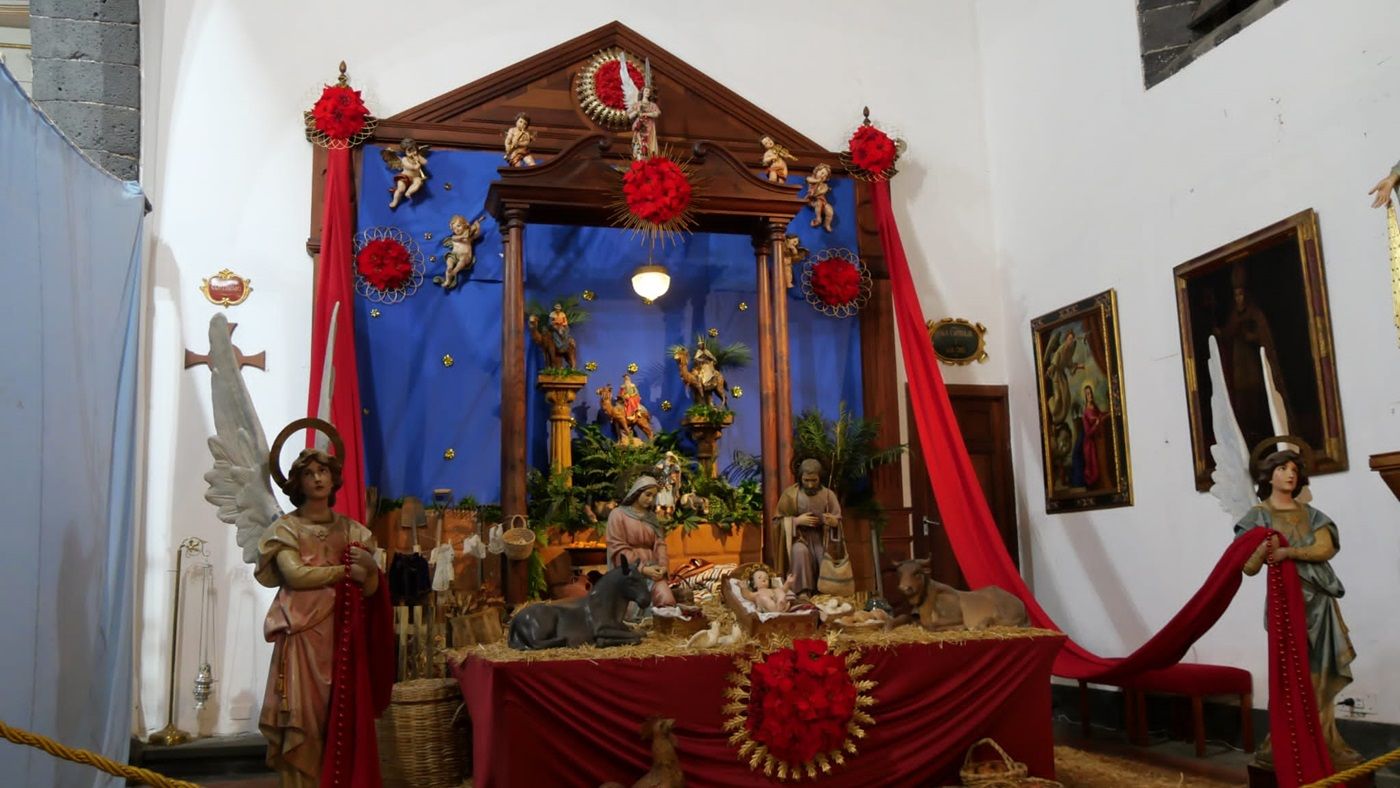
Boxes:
[1078,663,1254,757]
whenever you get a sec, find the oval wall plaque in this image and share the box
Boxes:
[928,318,988,365]
[200,268,253,308]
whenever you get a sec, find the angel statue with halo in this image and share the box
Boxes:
[381,137,429,209]
[619,53,660,161]
[1205,335,1360,768]
[200,313,392,786]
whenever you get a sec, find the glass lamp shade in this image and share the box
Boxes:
[631,264,671,301]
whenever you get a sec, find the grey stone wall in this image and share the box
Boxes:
[28,0,139,179]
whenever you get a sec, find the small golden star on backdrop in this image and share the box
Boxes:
[738,302,749,311]
[569,418,577,428]
[626,362,639,374]
[582,290,596,301]
[370,308,381,318]
[708,327,719,337]
[423,231,434,241]
[585,361,598,372]
[362,408,370,416]
[442,354,454,367]
[660,400,673,412]
[429,255,437,263]
[731,386,744,398]
[443,448,456,460]
[443,182,453,191]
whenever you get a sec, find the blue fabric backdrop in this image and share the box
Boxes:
[355,148,862,503]
[0,63,145,787]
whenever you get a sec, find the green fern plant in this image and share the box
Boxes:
[792,402,905,529]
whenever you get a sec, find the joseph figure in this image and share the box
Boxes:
[775,458,842,596]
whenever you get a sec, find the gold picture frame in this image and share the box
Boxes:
[1031,289,1133,513]
[1173,208,1346,490]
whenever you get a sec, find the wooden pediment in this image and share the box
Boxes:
[375,21,838,168]
[486,134,804,234]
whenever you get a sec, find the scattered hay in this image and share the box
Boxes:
[1052,746,1241,788]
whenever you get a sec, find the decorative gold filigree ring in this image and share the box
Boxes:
[268,417,346,491]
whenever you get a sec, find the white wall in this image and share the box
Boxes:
[976,0,1400,721]
[136,0,1001,735]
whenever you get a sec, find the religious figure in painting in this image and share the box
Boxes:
[1069,384,1108,489]
[1216,265,1292,451]
[775,458,842,597]
[503,112,537,167]
[380,138,429,210]
[1042,326,1084,485]
[256,448,384,787]
[433,214,482,291]
[760,135,796,183]
[605,476,676,607]
[804,162,836,232]
[620,54,660,161]
[1235,450,1359,767]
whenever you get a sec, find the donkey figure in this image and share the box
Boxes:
[509,556,653,650]
[895,559,1028,631]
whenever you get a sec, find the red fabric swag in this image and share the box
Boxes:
[320,567,394,788]
[871,179,1330,785]
[307,145,367,525]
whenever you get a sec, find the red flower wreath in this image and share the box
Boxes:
[811,257,863,307]
[746,639,859,766]
[311,84,370,141]
[594,59,646,111]
[847,124,897,175]
[623,157,693,226]
[356,237,413,292]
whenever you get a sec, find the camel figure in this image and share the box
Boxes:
[527,314,577,370]
[672,347,727,408]
[597,384,655,444]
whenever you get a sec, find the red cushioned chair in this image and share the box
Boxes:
[1078,663,1254,757]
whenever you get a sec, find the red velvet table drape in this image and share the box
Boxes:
[871,179,1331,784]
[454,633,1062,787]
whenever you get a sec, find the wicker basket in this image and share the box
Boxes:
[502,515,536,561]
[376,678,470,788]
[960,738,1028,787]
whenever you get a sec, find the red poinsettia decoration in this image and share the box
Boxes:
[311,84,370,141]
[594,59,646,111]
[623,157,693,226]
[746,639,859,767]
[847,124,897,175]
[811,257,863,307]
[356,237,413,292]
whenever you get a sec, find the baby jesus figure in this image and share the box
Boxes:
[742,568,796,613]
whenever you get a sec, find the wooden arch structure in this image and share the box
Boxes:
[306,21,907,591]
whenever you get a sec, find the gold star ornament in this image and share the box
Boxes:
[708,327,719,338]
[660,400,673,412]
[738,302,749,311]
[732,386,744,398]
[582,290,596,301]
[442,354,454,367]
[585,361,598,372]
[627,362,639,374]
[370,308,382,318]
[443,448,456,460]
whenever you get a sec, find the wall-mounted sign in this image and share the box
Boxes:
[928,318,988,365]
[200,268,253,308]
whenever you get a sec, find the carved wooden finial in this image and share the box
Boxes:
[861,106,871,126]
[336,60,349,86]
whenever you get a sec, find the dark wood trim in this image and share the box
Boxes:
[755,237,779,567]
[1371,451,1400,503]
[855,181,903,518]
[769,220,793,493]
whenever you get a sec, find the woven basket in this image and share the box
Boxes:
[961,738,1028,787]
[502,515,536,561]
[376,678,469,788]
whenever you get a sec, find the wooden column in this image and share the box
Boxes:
[754,235,779,567]
[769,220,794,491]
[500,206,528,603]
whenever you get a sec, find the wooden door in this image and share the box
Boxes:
[905,384,1018,589]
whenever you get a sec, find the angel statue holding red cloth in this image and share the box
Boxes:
[200,313,393,787]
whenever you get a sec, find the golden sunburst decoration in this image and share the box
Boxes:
[575,48,647,129]
[610,147,700,247]
[724,636,877,781]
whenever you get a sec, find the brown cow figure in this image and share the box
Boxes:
[895,559,1029,631]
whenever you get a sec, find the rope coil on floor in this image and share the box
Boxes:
[0,719,201,788]
[1300,746,1400,788]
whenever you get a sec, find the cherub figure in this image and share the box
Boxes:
[742,568,796,613]
[781,234,808,290]
[760,136,796,183]
[433,214,483,291]
[381,138,429,210]
[503,112,537,167]
[804,162,835,232]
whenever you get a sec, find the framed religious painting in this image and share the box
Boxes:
[1031,290,1133,513]
[1173,209,1346,491]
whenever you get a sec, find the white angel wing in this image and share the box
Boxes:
[313,302,339,450]
[1206,335,1255,520]
[618,52,640,114]
[202,313,283,564]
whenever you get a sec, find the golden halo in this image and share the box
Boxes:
[1249,434,1314,476]
[269,418,345,491]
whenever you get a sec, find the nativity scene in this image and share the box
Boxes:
[5,6,1400,788]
